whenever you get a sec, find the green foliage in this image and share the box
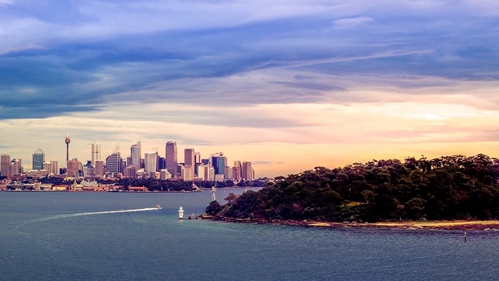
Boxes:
[211,154,499,222]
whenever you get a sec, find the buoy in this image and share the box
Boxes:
[464,231,467,242]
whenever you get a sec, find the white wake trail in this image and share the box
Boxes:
[25,208,159,224]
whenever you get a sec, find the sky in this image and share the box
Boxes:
[1,0,499,177]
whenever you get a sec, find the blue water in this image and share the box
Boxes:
[1,189,498,281]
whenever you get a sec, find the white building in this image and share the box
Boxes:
[144,151,158,178]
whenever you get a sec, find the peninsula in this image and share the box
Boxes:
[206,154,499,229]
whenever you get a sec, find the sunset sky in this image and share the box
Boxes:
[1,0,499,177]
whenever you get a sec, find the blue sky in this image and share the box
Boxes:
[1,0,499,176]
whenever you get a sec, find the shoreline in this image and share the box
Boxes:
[211,217,499,231]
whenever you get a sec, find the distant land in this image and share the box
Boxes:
[207,154,499,228]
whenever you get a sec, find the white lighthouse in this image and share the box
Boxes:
[211,186,216,202]
[178,206,184,220]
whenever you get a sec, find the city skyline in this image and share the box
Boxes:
[1,1,499,177]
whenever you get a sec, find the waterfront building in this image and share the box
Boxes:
[105,152,123,175]
[144,151,158,178]
[1,154,11,178]
[91,142,101,166]
[242,161,253,181]
[32,149,45,170]
[130,141,141,168]
[165,141,177,177]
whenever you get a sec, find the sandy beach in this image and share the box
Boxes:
[308,220,499,230]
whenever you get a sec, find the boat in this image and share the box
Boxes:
[156,205,161,210]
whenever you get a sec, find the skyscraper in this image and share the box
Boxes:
[211,152,226,175]
[67,159,81,177]
[130,141,141,168]
[184,148,195,167]
[94,160,104,177]
[10,159,22,176]
[32,149,45,170]
[233,160,242,182]
[242,161,253,181]
[194,152,201,177]
[91,142,101,166]
[165,141,177,177]
[106,152,123,175]
[144,151,158,177]
[50,160,59,175]
[1,154,11,178]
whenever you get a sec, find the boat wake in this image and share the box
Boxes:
[17,208,159,228]
[43,208,159,220]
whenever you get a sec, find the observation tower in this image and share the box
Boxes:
[65,133,71,162]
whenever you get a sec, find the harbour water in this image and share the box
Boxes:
[1,189,498,281]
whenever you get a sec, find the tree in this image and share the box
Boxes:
[206,201,222,215]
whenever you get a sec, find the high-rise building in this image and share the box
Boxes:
[165,141,177,177]
[32,149,45,170]
[144,151,158,177]
[194,152,201,176]
[10,159,22,176]
[233,161,242,182]
[67,159,81,177]
[91,142,101,166]
[224,166,233,180]
[184,148,195,180]
[242,161,253,181]
[106,152,123,175]
[211,152,227,175]
[183,165,194,181]
[50,161,59,175]
[83,161,95,177]
[1,154,11,178]
[157,157,166,171]
[184,148,195,167]
[130,141,141,168]
[94,160,104,177]
[43,161,52,173]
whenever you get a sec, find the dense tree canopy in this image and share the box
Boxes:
[212,155,499,222]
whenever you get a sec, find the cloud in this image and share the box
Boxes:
[333,16,373,29]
